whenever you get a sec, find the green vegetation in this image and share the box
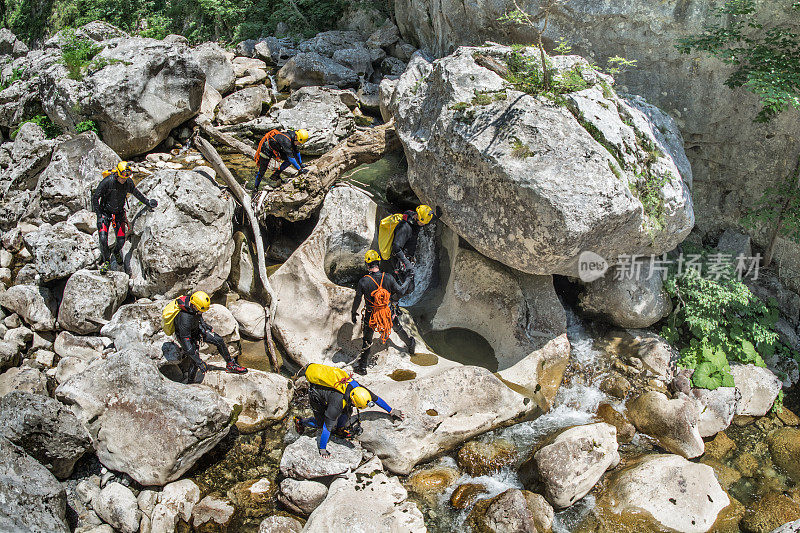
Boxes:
[504,51,590,98]
[661,247,791,390]
[449,102,471,112]
[60,29,102,80]
[605,56,637,76]
[0,67,26,92]
[3,0,358,45]
[75,120,100,135]
[510,137,533,158]
[678,0,800,267]
[630,170,670,232]
[12,115,62,139]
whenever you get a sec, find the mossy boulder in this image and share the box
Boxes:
[741,493,800,533]
[457,439,517,477]
[450,483,488,509]
[768,427,800,482]
[406,466,460,496]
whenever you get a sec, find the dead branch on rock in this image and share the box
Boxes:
[194,135,280,372]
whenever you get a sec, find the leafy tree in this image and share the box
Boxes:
[677,0,800,267]
[498,0,565,90]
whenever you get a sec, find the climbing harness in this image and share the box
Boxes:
[255,130,293,166]
[366,274,393,344]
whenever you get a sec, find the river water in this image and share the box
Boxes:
[188,151,796,532]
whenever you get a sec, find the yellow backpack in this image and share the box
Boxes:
[378,213,405,260]
[304,363,352,395]
[162,298,182,336]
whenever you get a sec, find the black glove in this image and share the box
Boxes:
[351,312,358,323]
[319,448,330,458]
[298,168,309,175]
[148,199,158,208]
[390,408,405,421]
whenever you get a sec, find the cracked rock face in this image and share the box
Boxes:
[388,45,693,277]
[55,349,232,486]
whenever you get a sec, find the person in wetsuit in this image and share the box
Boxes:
[293,363,404,457]
[91,161,157,273]
[251,128,309,190]
[350,250,414,375]
[173,290,247,382]
[379,204,435,286]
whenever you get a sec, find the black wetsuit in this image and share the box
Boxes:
[254,130,304,189]
[351,270,413,364]
[174,297,233,382]
[91,175,150,264]
[383,212,420,285]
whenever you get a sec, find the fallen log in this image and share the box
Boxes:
[194,135,281,371]
[197,120,402,222]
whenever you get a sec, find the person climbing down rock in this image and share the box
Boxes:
[162,290,247,383]
[250,128,309,191]
[92,161,157,274]
[293,363,404,457]
[351,250,414,375]
[378,204,438,286]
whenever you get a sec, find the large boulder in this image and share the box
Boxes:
[58,269,129,334]
[358,365,530,474]
[388,46,694,277]
[92,482,141,533]
[626,391,704,458]
[730,364,782,416]
[0,391,92,479]
[0,366,48,396]
[99,300,178,366]
[23,221,96,282]
[192,42,236,94]
[597,454,729,533]
[279,435,364,479]
[529,422,620,508]
[0,123,55,229]
[227,300,265,339]
[55,349,233,486]
[0,284,58,331]
[392,0,799,290]
[200,370,292,433]
[41,34,205,157]
[278,478,328,516]
[27,132,120,223]
[216,85,271,125]
[297,31,366,57]
[332,46,374,79]
[303,457,426,532]
[0,436,69,533]
[276,52,360,91]
[126,170,235,298]
[579,256,673,328]
[469,488,554,533]
[692,386,739,438]
[268,86,356,155]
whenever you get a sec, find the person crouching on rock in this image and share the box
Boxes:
[250,128,309,191]
[351,250,414,375]
[293,363,404,457]
[162,290,247,383]
[92,161,157,274]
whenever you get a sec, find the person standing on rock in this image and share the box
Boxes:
[351,250,414,375]
[162,290,248,383]
[293,363,404,457]
[251,128,310,190]
[377,204,436,286]
[92,161,157,274]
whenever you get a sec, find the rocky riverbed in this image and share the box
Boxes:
[1,17,799,533]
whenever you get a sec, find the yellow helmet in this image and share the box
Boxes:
[115,161,131,177]
[416,205,433,225]
[364,250,381,264]
[189,291,211,313]
[350,386,372,409]
[295,129,309,144]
